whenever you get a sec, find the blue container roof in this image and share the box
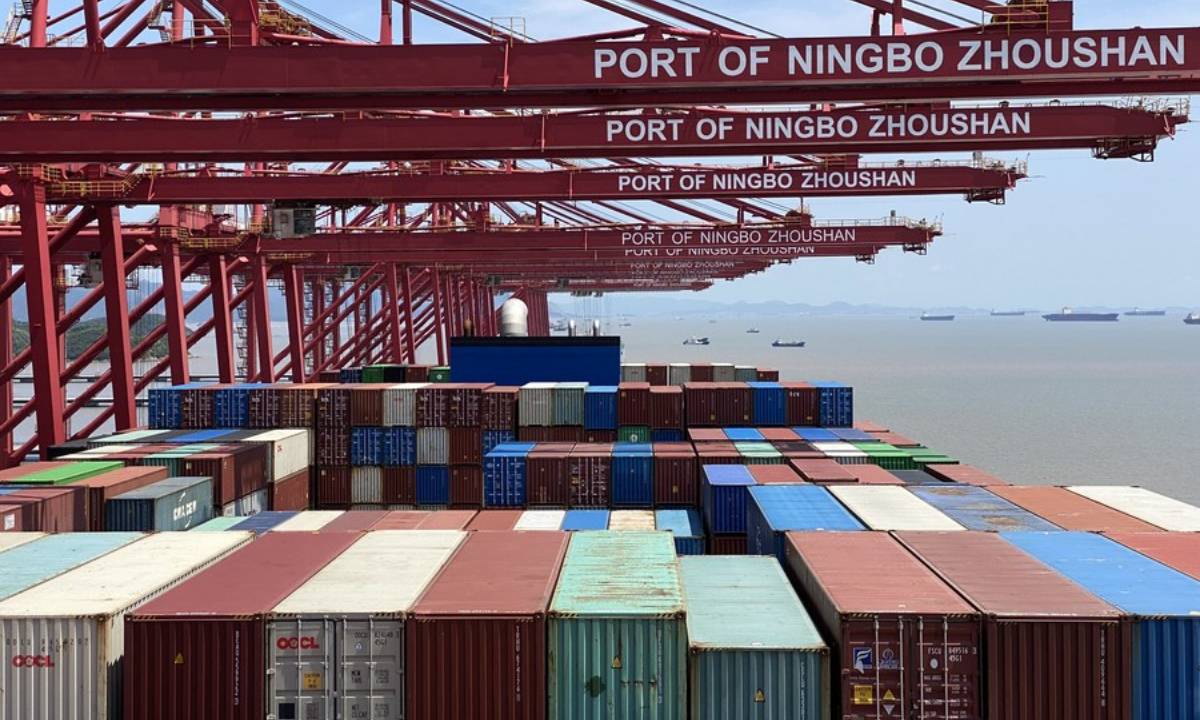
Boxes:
[173,429,240,444]
[831,428,876,442]
[723,428,764,441]
[655,508,703,538]
[749,485,865,531]
[0,532,144,600]
[229,511,298,533]
[1002,531,1200,617]
[793,427,840,442]
[910,485,1060,532]
[585,386,619,394]
[702,464,755,486]
[745,381,783,390]
[561,509,610,531]
[612,443,653,455]
[487,442,536,455]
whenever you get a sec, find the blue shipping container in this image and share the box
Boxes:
[351,427,384,466]
[1003,531,1200,720]
[561,509,610,531]
[214,383,268,428]
[147,383,210,429]
[793,426,840,442]
[584,386,619,430]
[483,450,528,507]
[416,466,451,505]
[747,382,786,426]
[813,381,854,427]
[911,485,1060,531]
[229,510,298,535]
[746,485,864,560]
[482,430,516,455]
[339,368,364,384]
[381,427,417,466]
[723,428,764,441]
[830,427,877,442]
[651,429,685,442]
[611,452,654,507]
[173,428,239,444]
[656,509,705,555]
[702,465,756,534]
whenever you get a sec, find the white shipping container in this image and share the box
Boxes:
[514,510,566,531]
[382,383,427,426]
[518,382,556,427]
[711,363,736,382]
[621,363,647,383]
[609,510,656,530]
[416,428,449,465]
[553,382,588,426]
[667,363,691,386]
[0,534,43,553]
[812,441,871,465]
[828,485,965,531]
[245,429,313,482]
[220,488,267,517]
[267,531,466,720]
[0,532,252,720]
[1068,485,1200,531]
[272,511,346,532]
[351,467,383,503]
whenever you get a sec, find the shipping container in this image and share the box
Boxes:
[519,383,556,427]
[526,451,570,507]
[747,381,786,426]
[622,363,647,383]
[747,485,864,560]
[896,531,1131,720]
[841,464,905,485]
[409,531,568,720]
[648,386,684,430]
[746,464,804,484]
[229,510,299,535]
[789,458,857,483]
[64,466,170,531]
[371,511,431,530]
[351,466,384,503]
[609,509,656,530]
[645,363,668,386]
[988,485,1160,533]
[611,445,653,507]
[786,531,982,720]
[0,460,121,486]
[416,466,450,505]
[702,465,756,534]
[181,444,269,506]
[922,464,1008,486]
[515,509,567,531]
[0,533,142,600]
[583,386,618,430]
[268,531,465,720]
[417,427,450,466]
[1003,531,1200,720]
[711,362,736,383]
[667,363,691,386]
[105,476,214,532]
[568,448,611,508]
[828,485,964,531]
[271,510,345,532]
[449,465,483,507]
[691,363,714,382]
[0,486,87,532]
[549,532,686,720]
[191,516,246,531]
[653,446,697,506]
[382,383,427,426]
[124,532,363,720]
[560,509,610,531]
[0,532,252,720]
[447,427,483,465]
[484,446,529,507]
[464,509,523,531]
[0,532,42,551]
[655,508,705,555]
[910,485,1061,531]
[221,488,268,517]
[320,509,388,532]
[269,468,311,511]
[617,382,651,426]
[415,510,476,530]
[482,386,519,431]
[381,467,416,505]
[1067,485,1200,531]
[679,557,828,720]
[553,382,588,426]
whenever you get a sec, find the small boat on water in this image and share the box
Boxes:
[747,328,761,334]
[1185,313,1200,325]
[1043,307,1119,322]
[920,313,955,321]
[771,339,806,348]
[1124,308,1167,317]
[990,310,1028,317]
[683,336,710,345]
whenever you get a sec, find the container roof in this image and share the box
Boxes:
[828,486,963,531]
[0,533,142,601]
[1068,486,1200,532]
[910,485,1060,532]
[989,486,1159,533]
[1106,533,1200,581]
[750,485,864,531]
[551,532,682,617]
[414,531,568,616]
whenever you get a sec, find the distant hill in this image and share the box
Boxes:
[14,313,170,361]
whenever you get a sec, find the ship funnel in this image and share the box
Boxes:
[498,298,529,337]
[592,320,601,337]
[568,319,577,337]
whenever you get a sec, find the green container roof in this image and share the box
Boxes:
[551,531,682,617]
[680,556,826,651]
[16,461,122,485]
[190,516,245,531]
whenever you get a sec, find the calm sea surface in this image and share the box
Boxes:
[618,313,1200,505]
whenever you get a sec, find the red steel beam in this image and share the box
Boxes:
[282,266,306,382]
[1,27,1197,112]
[249,257,276,382]
[0,257,11,462]
[208,255,237,383]
[96,206,137,430]
[0,104,1182,162]
[159,240,191,384]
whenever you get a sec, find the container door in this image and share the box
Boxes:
[908,618,979,720]
[270,619,336,720]
[339,619,404,720]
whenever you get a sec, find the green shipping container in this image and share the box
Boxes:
[550,531,687,720]
[430,366,452,383]
[617,425,652,443]
[680,556,830,720]
[11,460,123,485]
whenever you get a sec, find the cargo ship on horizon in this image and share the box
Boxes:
[920,312,955,321]
[1124,308,1167,316]
[1185,312,1200,325]
[1043,307,1119,322]
[990,309,1029,316]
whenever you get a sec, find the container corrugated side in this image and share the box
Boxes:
[549,532,685,720]
[1067,485,1200,531]
[0,533,142,601]
[0,532,253,720]
[270,510,346,532]
[243,429,313,482]
[417,427,450,466]
[680,557,828,720]
[1002,530,1200,720]
[518,383,556,427]
[553,382,587,426]
[104,476,213,532]
[382,383,427,426]
[910,485,1061,532]
[827,485,963,531]
[268,531,466,720]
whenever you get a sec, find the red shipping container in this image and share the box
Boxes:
[179,386,216,429]
[124,532,363,720]
[755,367,780,381]
[408,531,568,720]
[349,384,390,426]
[317,370,341,383]
[759,428,800,441]
[527,453,571,507]
[316,427,350,466]
[518,426,583,443]
[0,487,85,532]
[71,465,169,531]
[0,502,23,531]
[581,429,616,443]
[791,459,857,483]
[896,531,1130,720]
[448,428,484,465]
[683,382,719,427]
[747,465,805,484]
[924,463,1009,486]
[653,451,698,506]
[781,382,819,426]
[687,428,725,443]
[183,444,269,506]
[869,431,921,447]
[695,444,741,466]
[1106,532,1200,580]
[465,510,524,531]
[787,532,982,720]
[269,468,311,511]
[988,486,1159,532]
[416,386,449,427]
[322,509,389,531]
[418,510,477,530]
[845,465,905,485]
[648,386,684,430]
[316,386,352,428]
[447,383,491,428]
[373,510,431,529]
[690,363,714,382]
[382,467,416,505]
[645,363,669,386]
[568,451,611,508]
[316,466,352,506]
[482,386,519,430]
[617,382,651,426]
[449,466,483,508]
[709,534,746,554]
[854,420,890,433]
[715,382,753,425]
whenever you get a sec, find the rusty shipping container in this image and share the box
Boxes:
[316,466,352,507]
[0,487,86,532]
[568,448,611,508]
[895,531,1131,720]
[180,443,269,506]
[409,531,569,720]
[270,468,311,511]
[780,382,819,425]
[382,467,416,505]
[648,386,684,429]
[617,382,651,426]
[449,466,483,507]
[124,532,364,720]
[786,531,982,720]
[482,386,519,430]
[349,384,390,426]
[989,485,1161,533]
[527,450,571,507]
[684,383,719,427]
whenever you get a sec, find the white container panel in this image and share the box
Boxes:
[272,511,346,533]
[220,488,267,517]
[0,534,43,553]
[829,486,964,531]
[383,383,427,427]
[518,383,556,427]
[515,510,566,531]
[351,467,383,504]
[609,510,656,531]
[1068,485,1200,531]
[416,428,449,465]
[247,429,313,481]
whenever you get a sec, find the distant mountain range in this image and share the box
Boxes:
[587,297,1196,318]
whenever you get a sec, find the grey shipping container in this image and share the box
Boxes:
[417,428,449,465]
[105,476,214,531]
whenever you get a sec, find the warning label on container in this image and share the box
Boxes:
[853,685,874,705]
[302,672,323,690]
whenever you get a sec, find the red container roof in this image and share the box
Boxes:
[844,465,905,485]
[790,459,856,483]
[1105,532,1200,581]
[465,510,524,531]
[990,485,1159,533]
[746,465,806,484]
[372,511,431,530]
[896,531,1123,618]
[418,510,477,530]
[413,531,569,616]
[322,510,389,531]
[924,463,1009,486]
[133,532,363,617]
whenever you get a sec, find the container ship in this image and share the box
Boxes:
[1,343,1197,720]
[990,309,1028,316]
[920,312,955,321]
[1124,308,1167,316]
[1186,313,1200,325]
[1042,307,1120,322]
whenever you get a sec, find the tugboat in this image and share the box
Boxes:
[747,328,761,334]
[683,336,710,345]
[1042,307,1119,322]
[771,339,806,348]
[1124,308,1167,317]
[1185,313,1200,325]
[920,312,955,321]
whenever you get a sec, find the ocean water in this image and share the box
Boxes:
[618,313,1200,505]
